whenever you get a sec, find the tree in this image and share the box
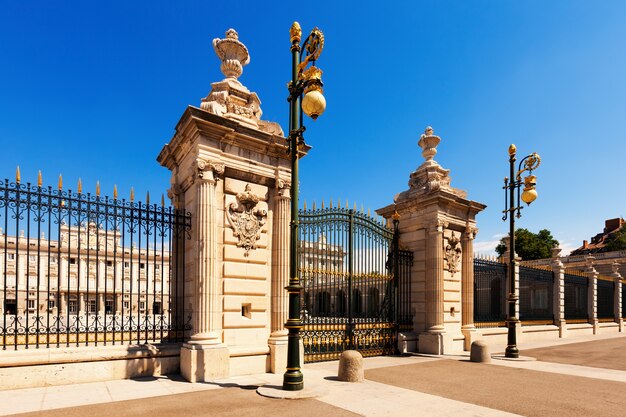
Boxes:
[495,228,559,261]
[604,226,626,252]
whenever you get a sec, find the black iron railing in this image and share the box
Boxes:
[564,269,588,321]
[0,178,191,349]
[473,258,507,328]
[298,206,412,362]
[597,276,615,320]
[519,265,554,323]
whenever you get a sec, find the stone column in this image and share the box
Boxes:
[180,160,229,383]
[461,226,476,350]
[269,180,290,373]
[426,220,445,333]
[98,294,105,314]
[418,220,446,354]
[586,256,598,334]
[60,292,67,314]
[116,293,122,315]
[17,254,25,289]
[612,262,622,330]
[188,164,222,345]
[79,292,85,314]
[551,255,566,337]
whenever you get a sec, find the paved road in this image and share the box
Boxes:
[523,336,626,370]
[366,359,626,417]
[3,333,626,417]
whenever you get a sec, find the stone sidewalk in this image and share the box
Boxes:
[2,332,625,417]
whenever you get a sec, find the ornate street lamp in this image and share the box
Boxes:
[502,144,541,358]
[283,22,326,391]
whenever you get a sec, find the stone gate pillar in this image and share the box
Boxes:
[157,29,295,381]
[586,256,599,334]
[377,127,486,354]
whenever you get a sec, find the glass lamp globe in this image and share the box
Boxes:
[301,90,326,120]
[521,188,538,205]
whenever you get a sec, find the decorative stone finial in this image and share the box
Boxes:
[213,28,250,80]
[200,28,284,135]
[418,126,441,165]
[612,261,620,274]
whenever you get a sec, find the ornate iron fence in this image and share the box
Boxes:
[0,176,191,349]
[299,205,412,362]
[519,265,554,323]
[473,258,507,328]
[597,276,614,320]
[564,269,588,321]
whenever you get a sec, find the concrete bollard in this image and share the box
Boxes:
[470,340,491,363]
[338,350,364,382]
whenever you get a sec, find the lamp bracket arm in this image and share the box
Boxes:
[516,153,541,180]
[297,28,324,76]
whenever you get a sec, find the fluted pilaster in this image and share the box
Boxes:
[461,227,476,330]
[189,162,223,345]
[270,184,291,337]
[426,221,445,332]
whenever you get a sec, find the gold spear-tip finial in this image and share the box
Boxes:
[113,184,118,200]
[508,144,517,156]
[96,181,100,197]
[58,174,63,190]
[16,166,21,184]
[290,21,302,44]
[37,170,42,187]
[130,187,135,202]
[77,178,83,194]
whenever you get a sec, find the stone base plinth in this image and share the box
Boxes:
[180,343,229,382]
[268,337,288,374]
[556,319,567,338]
[398,332,418,354]
[461,327,477,351]
[418,332,444,355]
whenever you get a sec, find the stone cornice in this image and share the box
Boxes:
[157,106,310,171]
[377,188,486,221]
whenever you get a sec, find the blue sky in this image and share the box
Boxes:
[1,1,625,255]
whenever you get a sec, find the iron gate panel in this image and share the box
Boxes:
[597,277,614,320]
[299,206,412,363]
[473,258,507,328]
[564,270,588,321]
[519,265,554,323]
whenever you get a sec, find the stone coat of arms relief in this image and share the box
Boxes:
[444,232,462,276]
[226,184,267,255]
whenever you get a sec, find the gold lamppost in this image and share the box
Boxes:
[283,22,326,391]
[502,144,541,358]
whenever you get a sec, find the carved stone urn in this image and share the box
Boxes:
[418,126,441,165]
[213,29,250,80]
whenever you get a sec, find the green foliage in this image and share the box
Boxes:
[495,228,559,261]
[604,227,626,251]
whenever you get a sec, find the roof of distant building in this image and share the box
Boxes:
[570,217,625,255]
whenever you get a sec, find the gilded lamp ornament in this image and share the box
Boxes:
[292,23,326,121]
[301,66,325,119]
